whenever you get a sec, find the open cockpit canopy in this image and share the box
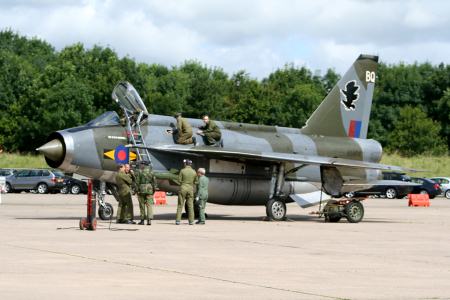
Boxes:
[112,81,148,114]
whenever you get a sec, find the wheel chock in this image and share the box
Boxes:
[408,194,430,207]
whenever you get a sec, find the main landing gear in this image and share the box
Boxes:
[264,163,366,223]
[265,163,288,221]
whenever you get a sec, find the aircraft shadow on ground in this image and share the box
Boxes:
[15,215,400,224]
[136,213,327,223]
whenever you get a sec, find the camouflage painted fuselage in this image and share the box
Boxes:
[47,115,381,206]
[41,54,384,207]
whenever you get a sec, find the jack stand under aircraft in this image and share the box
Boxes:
[79,179,97,230]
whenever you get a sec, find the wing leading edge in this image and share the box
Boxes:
[147,145,412,172]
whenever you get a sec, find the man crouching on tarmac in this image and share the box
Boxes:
[135,161,157,225]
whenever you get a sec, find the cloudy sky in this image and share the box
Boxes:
[1,0,449,78]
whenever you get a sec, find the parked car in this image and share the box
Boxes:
[345,172,414,199]
[5,169,65,194]
[410,177,442,199]
[429,177,450,199]
[61,177,88,194]
[346,182,415,199]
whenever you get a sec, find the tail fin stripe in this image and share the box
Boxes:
[349,120,362,138]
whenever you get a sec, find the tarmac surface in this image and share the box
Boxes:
[0,193,449,300]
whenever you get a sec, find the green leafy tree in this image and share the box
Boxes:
[387,106,447,156]
[225,71,263,123]
[321,68,341,92]
[437,88,450,147]
[258,64,326,127]
[149,68,191,116]
[179,61,229,119]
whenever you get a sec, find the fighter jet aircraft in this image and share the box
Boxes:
[37,54,409,223]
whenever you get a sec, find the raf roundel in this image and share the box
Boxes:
[114,144,129,164]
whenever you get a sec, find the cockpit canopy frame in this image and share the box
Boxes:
[112,81,148,114]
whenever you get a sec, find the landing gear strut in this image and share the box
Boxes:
[266,163,287,221]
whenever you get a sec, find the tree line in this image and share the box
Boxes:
[0,30,449,156]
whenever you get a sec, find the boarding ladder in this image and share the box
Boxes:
[123,110,152,167]
[112,81,153,167]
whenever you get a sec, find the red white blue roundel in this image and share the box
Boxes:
[114,145,129,164]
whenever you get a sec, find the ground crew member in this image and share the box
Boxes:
[169,112,196,145]
[175,159,198,225]
[115,164,135,224]
[135,161,157,225]
[197,115,221,145]
[195,168,209,225]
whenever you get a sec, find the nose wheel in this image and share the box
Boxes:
[98,202,114,220]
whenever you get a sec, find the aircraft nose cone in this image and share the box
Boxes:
[36,139,64,162]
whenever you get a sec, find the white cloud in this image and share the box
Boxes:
[0,0,449,78]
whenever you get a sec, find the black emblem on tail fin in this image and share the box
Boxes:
[340,80,360,111]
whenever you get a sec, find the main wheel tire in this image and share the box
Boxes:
[419,189,428,195]
[98,203,114,220]
[385,187,397,199]
[266,199,287,221]
[445,190,450,199]
[71,184,81,194]
[37,183,48,194]
[344,201,364,223]
[5,182,12,193]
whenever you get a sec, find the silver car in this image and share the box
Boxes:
[5,169,65,194]
[430,177,450,199]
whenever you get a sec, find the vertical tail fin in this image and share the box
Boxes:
[301,54,378,139]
